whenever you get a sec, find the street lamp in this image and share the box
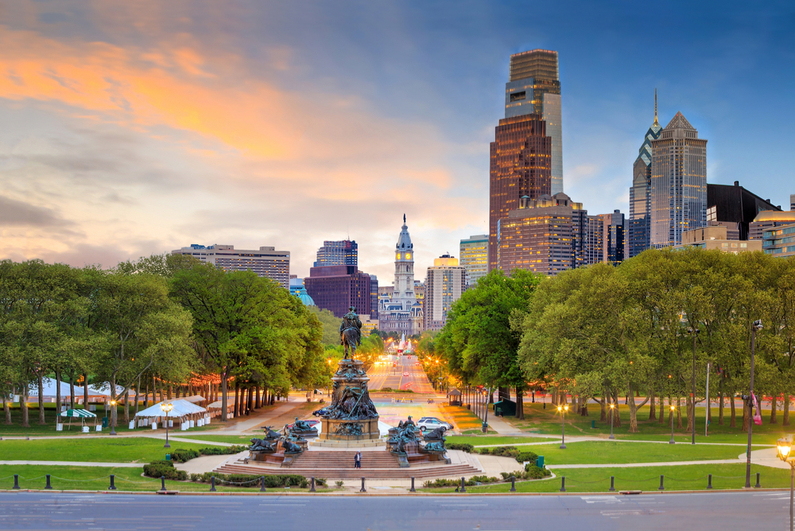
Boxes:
[160,402,173,448]
[609,403,615,440]
[746,319,763,489]
[688,327,699,445]
[557,404,569,449]
[669,405,676,444]
[109,400,117,436]
[777,437,794,531]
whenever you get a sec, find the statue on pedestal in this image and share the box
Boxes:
[339,306,362,359]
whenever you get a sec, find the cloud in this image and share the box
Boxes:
[0,194,74,229]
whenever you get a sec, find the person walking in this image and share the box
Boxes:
[354,451,361,469]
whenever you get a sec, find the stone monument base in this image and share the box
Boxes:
[319,417,380,441]
[310,438,385,448]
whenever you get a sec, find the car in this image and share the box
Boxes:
[287,419,321,428]
[403,372,409,377]
[416,417,453,432]
[312,407,329,417]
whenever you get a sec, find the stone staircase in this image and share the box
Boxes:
[213,450,483,479]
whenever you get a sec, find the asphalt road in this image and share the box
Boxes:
[0,491,787,531]
[368,356,435,394]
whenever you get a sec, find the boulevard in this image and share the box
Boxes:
[0,491,787,531]
[368,355,436,395]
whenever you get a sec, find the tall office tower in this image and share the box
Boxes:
[378,215,423,335]
[628,91,663,258]
[304,265,372,318]
[171,244,290,289]
[313,240,358,268]
[650,112,708,248]
[585,211,627,265]
[369,275,379,319]
[791,194,794,211]
[498,193,586,276]
[707,181,780,240]
[459,234,488,288]
[505,49,563,195]
[489,114,552,271]
[423,255,466,332]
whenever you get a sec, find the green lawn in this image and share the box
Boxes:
[0,437,213,463]
[420,463,786,493]
[501,403,791,446]
[177,435,255,444]
[0,465,321,493]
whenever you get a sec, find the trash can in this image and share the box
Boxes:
[536,456,544,468]
[165,454,171,461]
[591,420,595,429]
[102,416,109,428]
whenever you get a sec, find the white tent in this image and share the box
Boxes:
[181,395,206,404]
[135,399,206,418]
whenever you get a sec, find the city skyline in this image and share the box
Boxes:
[1,1,794,282]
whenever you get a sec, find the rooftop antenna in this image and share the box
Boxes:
[653,88,659,127]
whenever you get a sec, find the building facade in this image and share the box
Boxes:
[750,210,795,240]
[675,226,762,253]
[763,224,795,258]
[304,265,372,319]
[423,255,466,332]
[706,182,780,240]
[650,112,708,248]
[459,234,488,288]
[171,244,290,289]
[497,193,586,276]
[489,114,552,271]
[313,240,358,268]
[505,49,563,195]
[628,91,663,258]
[378,216,423,335]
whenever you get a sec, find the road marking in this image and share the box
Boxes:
[581,496,621,504]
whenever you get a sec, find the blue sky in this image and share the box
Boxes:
[1,0,793,281]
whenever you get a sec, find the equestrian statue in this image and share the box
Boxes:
[339,306,362,360]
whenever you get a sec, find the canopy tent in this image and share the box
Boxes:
[181,395,206,404]
[57,408,97,431]
[207,398,235,418]
[133,399,208,430]
[17,378,137,407]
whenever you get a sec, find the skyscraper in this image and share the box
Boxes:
[313,240,357,268]
[489,114,552,271]
[497,193,587,276]
[459,234,488,288]
[423,255,466,332]
[304,265,373,319]
[505,49,563,195]
[628,91,663,258]
[650,112,708,248]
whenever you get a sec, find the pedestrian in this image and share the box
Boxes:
[354,451,361,469]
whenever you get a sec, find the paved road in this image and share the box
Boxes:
[369,356,435,394]
[0,491,787,530]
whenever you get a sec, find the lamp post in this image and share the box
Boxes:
[109,399,117,436]
[688,327,699,445]
[669,405,676,444]
[746,320,763,489]
[557,404,569,449]
[609,403,615,440]
[482,387,491,434]
[777,437,794,531]
[160,402,173,448]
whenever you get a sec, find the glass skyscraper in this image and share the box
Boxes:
[504,49,563,195]
[313,240,358,268]
[628,92,663,258]
[650,112,708,248]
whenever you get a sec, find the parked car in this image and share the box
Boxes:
[402,372,409,377]
[416,417,453,432]
[311,408,329,417]
[287,419,320,429]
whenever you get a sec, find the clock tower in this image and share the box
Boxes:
[393,214,416,308]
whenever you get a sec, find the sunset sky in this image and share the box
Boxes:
[1,1,794,282]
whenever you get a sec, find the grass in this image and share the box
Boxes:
[0,437,213,463]
[499,402,791,445]
[176,435,254,444]
[440,405,490,431]
[0,465,322,493]
[420,463,786,493]
[481,440,760,465]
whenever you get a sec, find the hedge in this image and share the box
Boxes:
[143,460,188,481]
[447,443,474,453]
[189,472,309,488]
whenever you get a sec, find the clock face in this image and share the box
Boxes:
[405,253,412,260]
[396,253,401,260]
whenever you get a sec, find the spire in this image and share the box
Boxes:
[653,88,659,127]
[403,213,406,224]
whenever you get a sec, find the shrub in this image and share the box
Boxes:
[315,478,327,487]
[479,446,520,458]
[169,448,200,463]
[199,445,248,456]
[523,465,550,479]
[335,480,344,488]
[447,443,474,453]
[189,472,307,488]
[515,450,538,464]
[144,460,187,481]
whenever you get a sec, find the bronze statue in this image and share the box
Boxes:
[249,438,276,453]
[339,306,362,359]
[262,426,281,441]
[423,426,447,441]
